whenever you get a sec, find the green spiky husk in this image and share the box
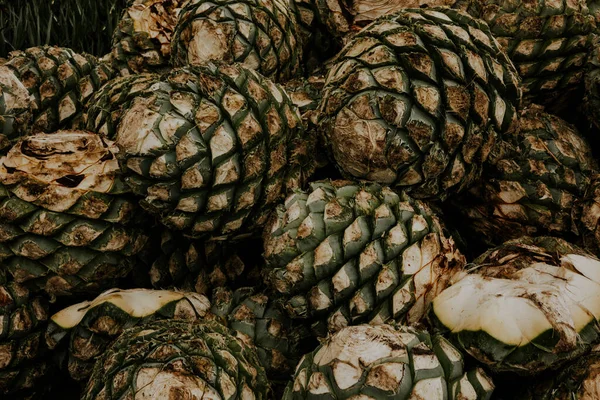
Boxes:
[463,0,596,113]
[45,288,212,382]
[111,0,190,75]
[0,269,49,398]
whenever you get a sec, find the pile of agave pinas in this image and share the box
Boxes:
[2,0,600,398]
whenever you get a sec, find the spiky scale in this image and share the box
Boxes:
[171,0,303,82]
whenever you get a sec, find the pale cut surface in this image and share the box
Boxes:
[51,288,210,329]
[0,65,32,135]
[0,132,121,211]
[433,255,600,346]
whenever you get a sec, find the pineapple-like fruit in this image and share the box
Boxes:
[83,65,315,240]
[318,8,522,200]
[0,132,148,298]
[146,229,263,292]
[211,286,315,380]
[171,0,303,82]
[0,269,50,398]
[45,288,212,382]
[463,0,596,113]
[515,343,600,399]
[283,324,494,399]
[81,319,270,400]
[431,236,600,375]
[452,106,596,246]
[575,174,600,257]
[294,0,460,46]
[111,0,191,75]
[263,180,465,336]
[583,38,600,132]
[3,46,114,133]
[0,66,32,151]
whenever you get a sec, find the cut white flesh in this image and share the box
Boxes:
[51,288,211,329]
[433,256,600,346]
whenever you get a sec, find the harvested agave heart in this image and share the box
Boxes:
[293,0,461,47]
[211,286,315,381]
[83,65,315,240]
[0,268,50,398]
[171,0,303,82]
[283,324,494,399]
[452,106,597,247]
[583,39,600,133]
[0,132,147,298]
[463,0,596,114]
[46,288,212,382]
[575,174,600,257]
[3,46,114,133]
[81,319,270,400]
[111,0,191,75]
[431,236,600,375]
[262,180,465,336]
[318,7,522,200]
[0,65,32,152]
[514,343,600,399]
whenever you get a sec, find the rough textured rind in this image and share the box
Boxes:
[283,324,494,399]
[83,65,315,240]
[45,288,212,382]
[0,269,49,397]
[3,46,114,133]
[464,0,596,113]
[211,286,315,380]
[575,174,600,257]
[318,8,522,200]
[144,228,263,293]
[112,0,191,75]
[263,180,465,336]
[81,319,270,400]
[0,66,32,151]
[171,0,303,82]
[453,107,596,246]
[516,343,600,400]
[431,236,600,375]
[583,37,600,132]
[0,132,147,298]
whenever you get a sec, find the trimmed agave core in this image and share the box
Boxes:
[0,132,146,297]
[432,236,600,374]
[46,288,212,381]
[263,180,465,335]
[81,320,270,400]
[171,0,303,81]
[318,8,522,200]
[112,0,191,74]
[283,324,494,399]
[83,65,313,239]
[0,65,32,149]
